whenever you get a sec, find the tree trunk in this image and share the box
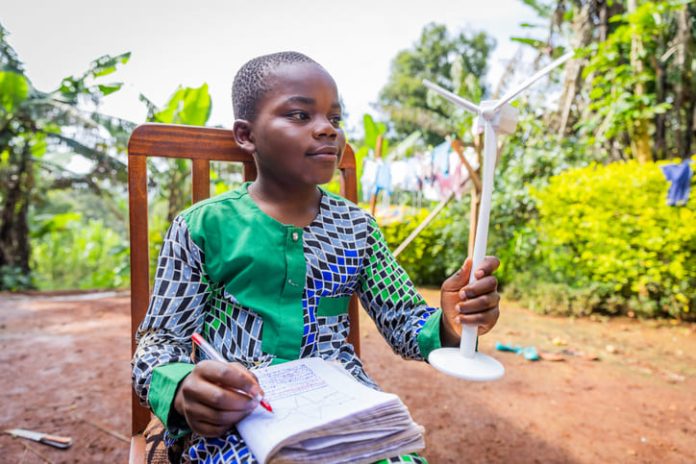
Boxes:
[598,0,608,41]
[674,4,694,159]
[0,146,33,275]
[628,0,653,163]
[558,2,594,136]
[654,36,668,160]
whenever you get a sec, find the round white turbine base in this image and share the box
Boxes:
[429,347,505,381]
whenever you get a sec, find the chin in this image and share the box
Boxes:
[305,173,332,186]
[310,166,339,184]
[314,175,336,186]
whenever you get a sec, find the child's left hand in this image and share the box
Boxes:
[439,256,500,347]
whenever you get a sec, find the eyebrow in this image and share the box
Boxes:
[283,96,342,109]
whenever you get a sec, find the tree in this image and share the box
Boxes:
[580,0,680,162]
[514,0,696,162]
[378,23,495,145]
[0,23,131,289]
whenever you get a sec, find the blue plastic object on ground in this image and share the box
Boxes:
[495,342,540,361]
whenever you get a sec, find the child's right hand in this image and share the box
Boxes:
[173,361,264,437]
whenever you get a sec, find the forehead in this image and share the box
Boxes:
[262,62,339,105]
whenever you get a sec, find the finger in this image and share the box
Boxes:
[457,306,500,332]
[474,256,500,280]
[184,376,258,412]
[456,293,500,315]
[185,402,253,427]
[458,276,498,300]
[197,361,264,398]
[441,258,472,291]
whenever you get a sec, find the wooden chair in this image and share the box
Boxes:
[127,123,361,463]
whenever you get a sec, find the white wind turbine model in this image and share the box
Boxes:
[423,51,574,381]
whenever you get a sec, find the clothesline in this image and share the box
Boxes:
[360,140,480,206]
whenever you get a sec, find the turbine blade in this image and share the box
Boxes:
[423,80,480,114]
[493,51,574,112]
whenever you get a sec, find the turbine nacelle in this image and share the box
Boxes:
[477,100,518,136]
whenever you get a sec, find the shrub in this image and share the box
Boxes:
[0,265,34,291]
[381,206,469,286]
[517,160,695,320]
[31,218,130,290]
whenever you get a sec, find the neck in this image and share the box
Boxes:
[249,177,322,227]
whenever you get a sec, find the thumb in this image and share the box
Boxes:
[441,257,472,292]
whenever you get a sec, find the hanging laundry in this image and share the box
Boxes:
[360,158,378,202]
[374,159,392,194]
[390,160,420,192]
[430,141,451,175]
[434,165,463,200]
[661,160,692,206]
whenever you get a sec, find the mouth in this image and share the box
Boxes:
[306,146,339,157]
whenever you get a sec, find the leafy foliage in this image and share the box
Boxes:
[378,23,494,145]
[0,22,132,290]
[381,207,470,286]
[141,83,214,222]
[141,84,211,126]
[31,214,129,290]
[0,265,33,291]
[508,160,696,320]
[513,0,696,162]
[578,1,678,156]
[488,107,600,284]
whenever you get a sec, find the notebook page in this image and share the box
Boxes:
[237,358,398,464]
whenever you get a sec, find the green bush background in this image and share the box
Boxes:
[505,160,695,320]
[23,160,695,323]
[32,217,130,291]
[381,206,469,287]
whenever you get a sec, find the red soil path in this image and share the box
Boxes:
[0,290,694,463]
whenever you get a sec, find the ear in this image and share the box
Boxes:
[233,119,256,155]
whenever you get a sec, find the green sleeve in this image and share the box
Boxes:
[149,362,195,437]
[416,309,443,360]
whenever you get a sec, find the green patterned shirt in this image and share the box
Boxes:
[132,183,441,462]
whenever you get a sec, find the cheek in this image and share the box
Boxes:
[254,126,295,155]
[268,123,307,147]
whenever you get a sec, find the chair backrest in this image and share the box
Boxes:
[127,122,360,434]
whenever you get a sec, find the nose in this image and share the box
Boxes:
[313,116,338,139]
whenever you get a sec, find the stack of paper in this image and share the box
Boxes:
[237,357,425,464]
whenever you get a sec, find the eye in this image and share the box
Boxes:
[329,114,343,127]
[287,111,309,121]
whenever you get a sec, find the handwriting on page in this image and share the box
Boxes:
[257,364,327,400]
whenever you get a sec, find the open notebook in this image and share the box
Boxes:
[237,357,425,464]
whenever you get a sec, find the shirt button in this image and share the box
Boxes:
[291,232,299,241]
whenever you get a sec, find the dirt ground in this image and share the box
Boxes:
[0,290,694,463]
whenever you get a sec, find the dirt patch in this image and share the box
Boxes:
[0,291,694,463]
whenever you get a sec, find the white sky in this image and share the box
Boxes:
[2,0,541,134]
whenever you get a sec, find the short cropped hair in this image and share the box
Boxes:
[232,51,319,121]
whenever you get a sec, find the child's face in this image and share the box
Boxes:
[241,62,346,187]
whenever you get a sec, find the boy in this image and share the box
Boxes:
[133,51,500,463]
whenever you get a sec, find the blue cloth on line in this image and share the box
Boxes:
[375,161,392,194]
[430,141,451,175]
[661,160,692,206]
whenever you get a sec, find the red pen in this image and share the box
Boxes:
[191,333,273,413]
